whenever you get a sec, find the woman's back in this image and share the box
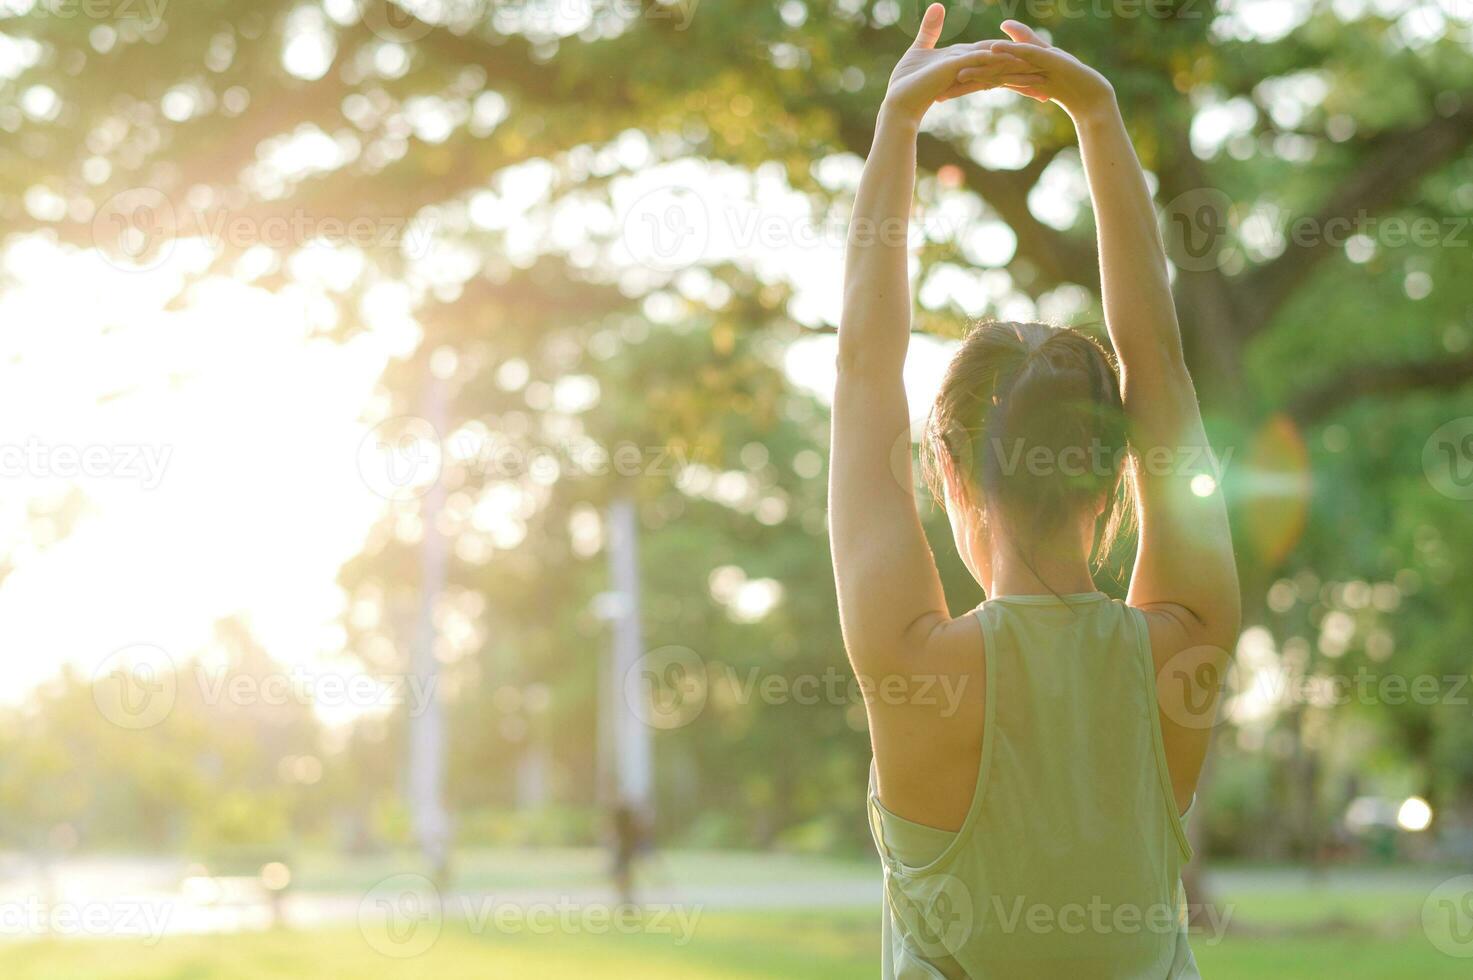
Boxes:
[870,595,1198,978]
[830,12,1240,978]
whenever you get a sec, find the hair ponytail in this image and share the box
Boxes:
[922,321,1135,571]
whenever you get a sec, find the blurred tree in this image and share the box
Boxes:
[3,0,1471,873]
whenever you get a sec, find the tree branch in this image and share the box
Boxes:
[1289,351,1473,424]
[836,116,1097,297]
[916,134,1100,293]
[1244,100,1473,333]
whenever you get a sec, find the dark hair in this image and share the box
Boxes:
[921,321,1135,570]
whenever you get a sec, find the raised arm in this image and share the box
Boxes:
[986,23,1241,805]
[829,6,1038,666]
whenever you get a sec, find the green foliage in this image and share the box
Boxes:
[1,0,1471,862]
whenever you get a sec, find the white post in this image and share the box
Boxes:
[409,374,450,883]
[607,496,653,814]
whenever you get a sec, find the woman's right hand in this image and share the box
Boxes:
[882,5,1043,124]
[962,20,1116,116]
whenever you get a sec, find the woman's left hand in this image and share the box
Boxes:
[882,4,1045,124]
[959,20,1115,113]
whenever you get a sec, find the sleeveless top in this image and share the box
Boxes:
[868,593,1200,978]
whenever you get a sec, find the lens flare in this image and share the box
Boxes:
[1398,796,1433,832]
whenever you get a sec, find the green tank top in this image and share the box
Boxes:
[867,593,1200,978]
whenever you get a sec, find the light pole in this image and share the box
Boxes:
[408,373,450,886]
[597,494,653,819]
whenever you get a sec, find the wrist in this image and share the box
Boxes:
[1064,83,1119,127]
[877,99,924,134]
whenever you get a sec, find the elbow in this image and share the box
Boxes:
[835,317,907,379]
[835,341,905,382]
[835,334,872,377]
[1134,332,1191,377]
[1204,565,1244,650]
[1121,351,1196,406]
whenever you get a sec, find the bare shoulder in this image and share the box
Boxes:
[1135,601,1236,675]
[849,607,983,677]
[917,609,986,671]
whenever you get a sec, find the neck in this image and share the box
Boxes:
[981,533,1097,598]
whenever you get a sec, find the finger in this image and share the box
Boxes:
[955,57,1038,82]
[913,3,945,50]
[939,80,998,102]
[989,40,1070,69]
[941,72,1047,101]
[920,50,1030,94]
[1003,82,1052,102]
[1000,19,1050,47]
[953,48,1036,69]
[957,69,1046,86]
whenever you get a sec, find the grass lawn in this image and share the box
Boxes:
[0,909,1461,979]
[284,846,876,893]
[0,860,1462,978]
